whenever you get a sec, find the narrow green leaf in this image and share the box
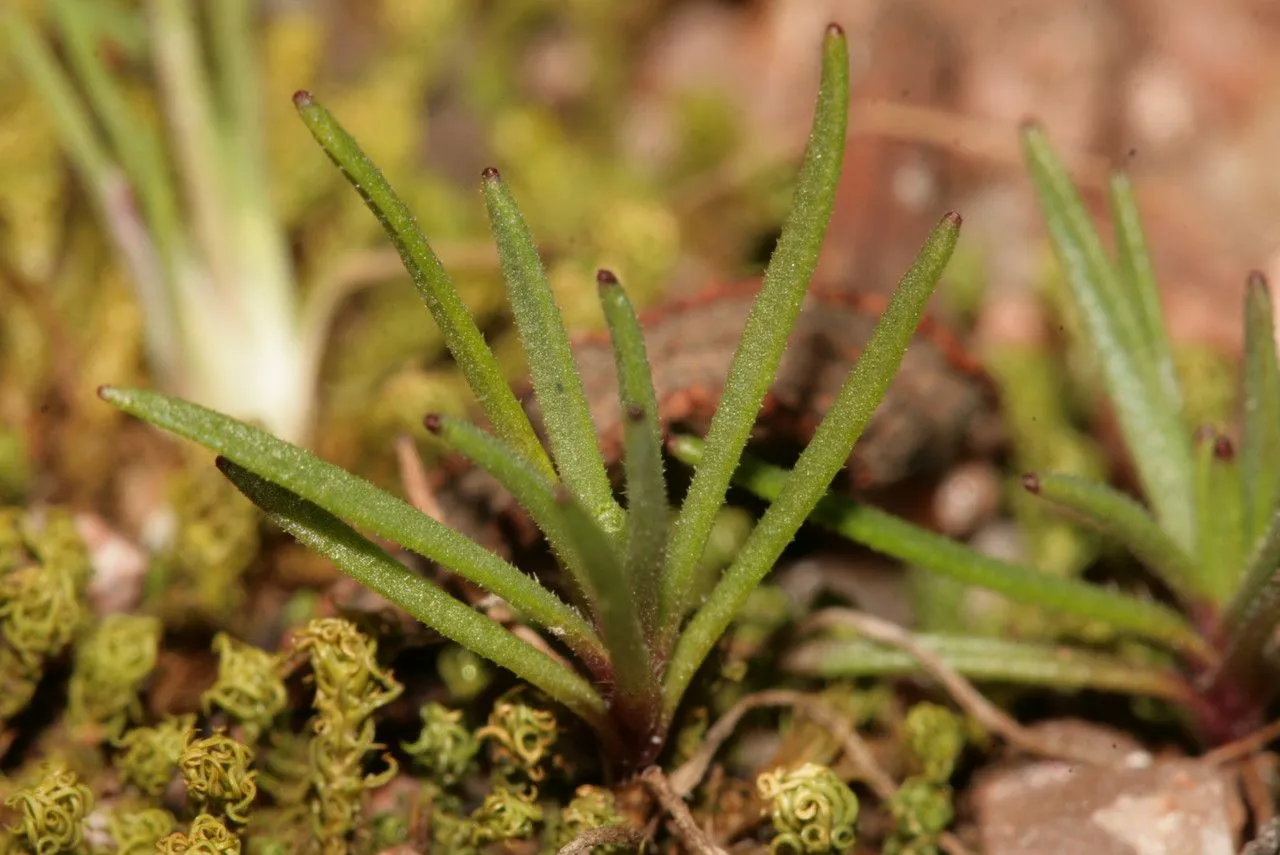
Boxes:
[553,489,658,735]
[1023,126,1194,548]
[782,633,1190,702]
[481,173,623,534]
[1190,430,1245,604]
[1212,505,1280,701]
[1224,505,1280,638]
[598,271,669,641]
[668,435,1213,664]
[423,413,594,618]
[100,386,604,668]
[1242,272,1280,546]
[661,24,850,631]
[292,93,552,478]
[664,213,961,714]
[1108,173,1181,410]
[217,459,613,737]
[1023,472,1200,603]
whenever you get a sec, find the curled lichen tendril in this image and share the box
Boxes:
[757,763,859,854]
[179,732,258,825]
[156,813,242,855]
[468,784,542,846]
[292,618,402,855]
[474,693,558,783]
[401,703,479,788]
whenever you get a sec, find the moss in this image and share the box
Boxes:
[66,614,161,741]
[201,633,287,744]
[114,714,196,797]
[757,763,859,855]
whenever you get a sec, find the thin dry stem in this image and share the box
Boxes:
[1201,717,1280,767]
[556,825,647,854]
[395,434,446,523]
[803,609,1136,767]
[668,689,895,801]
[640,766,729,855]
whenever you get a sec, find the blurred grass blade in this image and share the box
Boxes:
[598,271,669,641]
[661,24,850,630]
[1108,173,1181,410]
[481,172,623,533]
[424,413,595,618]
[1213,503,1280,701]
[664,213,961,714]
[101,386,604,667]
[1023,472,1200,603]
[782,633,1190,702]
[1242,272,1280,546]
[218,458,612,737]
[1023,126,1194,549]
[669,435,1212,664]
[293,93,552,478]
[1191,431,1244,604]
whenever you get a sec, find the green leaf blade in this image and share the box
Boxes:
[598,271,669,641]
[1242,272,1280,547]
[481,172,623,534]
[1024,472,1201,604]
[668,435,1212,665]
[660,24,850,632]
[664,213,961,714]
[292,93,551,478]
[101,386,604,667]
[782,633,1190,702]
[217,458,612,736]
[1022,126,1195,549]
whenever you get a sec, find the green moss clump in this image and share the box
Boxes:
[156,813,242,855]
[3,762,93,855]
[401,703,479,788]
[475,694,559,784]
[179,732,258,825]
[0,508,92,723]
[201,633,287,743]
[66,613,161,740]
[757,763,859,854]
[114,714,197,797]
[107,807,178,855]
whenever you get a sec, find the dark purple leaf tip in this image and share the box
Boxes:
[624,403,645,422]
[943,211,962,227]
[423,414,443,434]
[826,22,844,37]
[1021,473,1041,494]
[292,90,313,108]
[481,166,501,181]
[1213,435,1235,461]
[597,269,619,286]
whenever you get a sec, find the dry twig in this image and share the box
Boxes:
[641,766,729,855]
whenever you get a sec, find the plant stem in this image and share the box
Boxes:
[1241,272,1280,547]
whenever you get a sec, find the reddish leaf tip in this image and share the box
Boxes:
[942,211,962,227]
[1247,269,1269,292]
[423,413,443,434]
[1214,435,1235,461]
[292,90,313,108]
[596,269,619,286]
[624,403,645,422]
[1021,473,1041,494]
[825,22,845,37]
[481,166,501,181]
[96,384,113,400]
[1018,118,1041,134]
[552,485,573,505]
